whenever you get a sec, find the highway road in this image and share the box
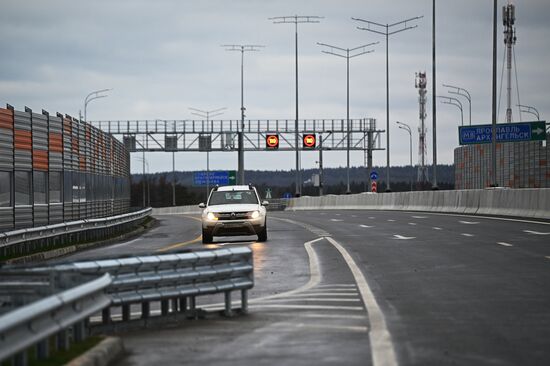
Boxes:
[61,210,550,365]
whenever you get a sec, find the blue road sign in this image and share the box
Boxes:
[459,121,546,145]
[370,171,379,181]
[283,192,293,199]
[193,171,236,186]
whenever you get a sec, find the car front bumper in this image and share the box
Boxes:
[203,219,265,237]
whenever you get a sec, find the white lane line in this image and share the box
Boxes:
[393,235,416,240]
[107,238,141,249]
[265,313,366,320]
[461,233,474,237]
[360,224,374,228]
[250,304,365,311]
[387,219,396,222]
[433,227,442,230]
[351,215,358,218]
[459,220,479,225]
[523,230,550,235]
[412,215,427,219]
[331,219,344,222]
[286,292,358,297]
[335,213,342,216]
[261,298,362,303]
[316,284,357,288]
[497,242,513,247]
[408,222,417,226]
[272,322,368,333]
[369,217,375,219]
[404,211,550,225]
[326,236,398,366]
[215,241,255,246]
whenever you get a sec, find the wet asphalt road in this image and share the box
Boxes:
[63,210,550,365]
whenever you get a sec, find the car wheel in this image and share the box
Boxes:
[257,222,267,242]
[202,230,213,244]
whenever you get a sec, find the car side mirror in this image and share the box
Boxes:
[262,200,269,206]
[198,203,206,208]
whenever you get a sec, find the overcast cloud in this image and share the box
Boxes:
[1,0,548,174]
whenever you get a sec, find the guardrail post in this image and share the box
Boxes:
[179,297,187,313]
[241,289,248,314]
[224,291,232,317]
[122,304,131,321]
[13,351,28,366]
[102,307,111,324]
[171,298,178,313]
[142,301,150,319]
[56,329,69,351]
[161,299,169,316]
[73,320,87,342]
[36,339,50,360]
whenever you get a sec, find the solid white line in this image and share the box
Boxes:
[326,236,398,366]
[108,238,141,249]
[249,304,365,311]
[272,322,368,333]
[266,313,366,320]
[497,242,513,247]
[316,284,357,288]
[461,233,474,237]
[285,292,358,297]
[260,298,361,303]
[523,230,550,235]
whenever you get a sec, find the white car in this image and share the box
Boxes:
[199,185,268,244]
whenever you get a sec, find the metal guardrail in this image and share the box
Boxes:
[0,272,112,365]
[26,246,254,322]
[0,207,152,259]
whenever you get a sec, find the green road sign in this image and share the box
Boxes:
[228,171,236,184]
[459,121,547,145]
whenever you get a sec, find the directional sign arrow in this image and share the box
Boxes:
[532,127,544,135]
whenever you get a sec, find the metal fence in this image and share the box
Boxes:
[0,272,112,365]
[0,207,152,259]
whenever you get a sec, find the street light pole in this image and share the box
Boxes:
[396,121,413,191]
[190,107,227,197]
[317,42,377,194]
[270,15,322,197]
[517,104,540,120]
[353,15,423,192]
[443,83,472,125]
[83,88,111,122]
[221,45,263,185]
[438,96,464,126]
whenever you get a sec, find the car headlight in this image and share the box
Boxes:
[250,210,260,219]
[206,212,218,221]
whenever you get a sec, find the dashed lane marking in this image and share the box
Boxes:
[459,220,480,225]
[497,242,513,247]
[408,223,417,226]
[412,215,427,219]
[360,224,374,228]
[461,233,474,237]
[387,219,396,222]
[393,235,416,240]
[523,230,550,235]
[433,227,442,230]
[369,217,375,219]
[331,219,344,222]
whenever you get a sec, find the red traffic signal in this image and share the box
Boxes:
[266,134,279,149]
[302,134,316,149]
[371,181,377,193]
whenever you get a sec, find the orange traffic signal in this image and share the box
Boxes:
[302,134,316,149]
[266,134,279,149]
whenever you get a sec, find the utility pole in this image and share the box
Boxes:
[432,0,438,190]
[353,15,423,192]
[221,45,263,185]
[491,0,498,187]
[172,152,176,206]
[318,133,324,196]
[189,107,227,196]
[317,42,377,194]
[270,15,322,197]
[443,84,472,126]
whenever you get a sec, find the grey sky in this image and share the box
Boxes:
[1,0,548,174]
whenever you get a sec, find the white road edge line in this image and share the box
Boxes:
[400,211,550,226]
[326,236,398,366]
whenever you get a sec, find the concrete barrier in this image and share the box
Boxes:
[286,189,550,220]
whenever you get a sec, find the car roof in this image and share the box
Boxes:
[216,185,254,192]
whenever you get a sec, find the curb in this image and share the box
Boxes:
[66,337,125,366]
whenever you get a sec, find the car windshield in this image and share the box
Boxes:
[209,190,258,205]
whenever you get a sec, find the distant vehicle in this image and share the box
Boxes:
[199,184,269,244]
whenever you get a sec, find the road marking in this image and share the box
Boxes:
[107,238,141,249]
[335,213,341,216]
[387,219,396,222]
[285,292,358,297]
[497,242,513,247]
[317,284,357,288]
[264,298,362,303]
[156,234,202,252]
[360,224,374,228]
[459,220,479,225]
[412,215,427,219]
[461,233,474,237]
[331,219,344,222]
[326,236,398,366]
[250,304,365,311]
[523,230,550,235]
[351,215,358,218]
[265,313,366,320]
[400,211,550,225]
[369,217,375,219]
[433,227,442,230]
[393,235,415,240]
[408,222,417,226]
[545,256,550,260]
[272,322,368,333]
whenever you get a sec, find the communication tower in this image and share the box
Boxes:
[503,1,517,123]
[415,71,429,183]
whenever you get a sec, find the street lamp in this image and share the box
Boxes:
[517,104,540,120]
[221,45,264,185]
[270,15,323,197]
[317,42,377,194]
[83,88,111,122]
[396,121,413,191]
[189,107,227,198]
[353,15,423,192]
[443,84,471,125]
[438,96,463,126]
[135,155,150,207]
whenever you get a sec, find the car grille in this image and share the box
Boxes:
[217,212,249,220]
